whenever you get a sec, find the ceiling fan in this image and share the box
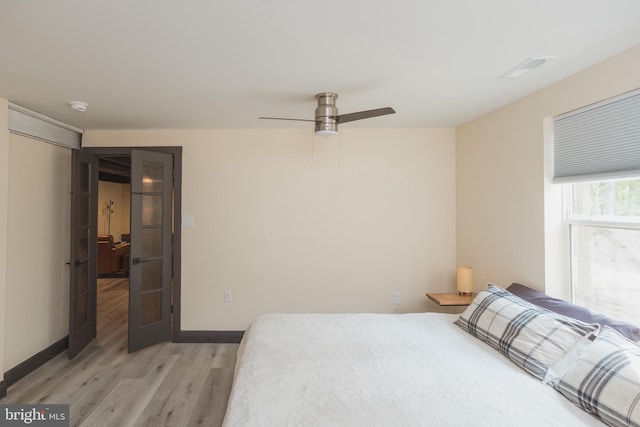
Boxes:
[259,92,395,136]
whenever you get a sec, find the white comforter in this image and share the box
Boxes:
[223,313,602,426]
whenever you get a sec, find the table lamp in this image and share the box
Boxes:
[457,266,473,295]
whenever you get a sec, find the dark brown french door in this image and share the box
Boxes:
[70,148,176,357]
[128,150,173,352]
[68,150,98,358]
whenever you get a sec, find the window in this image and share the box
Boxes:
[553,88,640,325]
[565,178,640,325]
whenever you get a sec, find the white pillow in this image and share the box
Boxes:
[543,332,596,386]
[552,326,640,427]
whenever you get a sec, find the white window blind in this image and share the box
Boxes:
[553,88,640,183]
[8,103,83,150]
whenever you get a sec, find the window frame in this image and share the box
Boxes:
[563,179,640,312]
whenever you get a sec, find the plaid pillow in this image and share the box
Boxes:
[554,326,640,427]
[455,284,599,380]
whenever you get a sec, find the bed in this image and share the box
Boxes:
[223,284,640,427]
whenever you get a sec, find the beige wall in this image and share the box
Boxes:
[4,133,71,370]
[0,44,636,379]
[0,99,9,378]
[456,44,640,296]
[2,44,636,373]
[84,128,457,329]
[98,180,131,241]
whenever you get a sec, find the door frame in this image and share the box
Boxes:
[84,146,183,342]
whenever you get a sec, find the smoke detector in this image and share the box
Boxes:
[69,101,88,112]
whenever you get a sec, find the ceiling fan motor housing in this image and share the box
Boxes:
[315,92,338,133]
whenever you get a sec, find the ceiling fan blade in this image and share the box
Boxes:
[335,107,395,124]
[258,117,318,123]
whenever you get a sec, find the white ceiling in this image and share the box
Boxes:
[1,0,640,131]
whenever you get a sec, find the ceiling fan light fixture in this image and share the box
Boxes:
[315,129,338,137]
[314,92,339,135]
[258,91,395,133]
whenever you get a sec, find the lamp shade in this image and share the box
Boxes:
[456,266,473,294]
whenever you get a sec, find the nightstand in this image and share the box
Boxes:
[426,293,475,307]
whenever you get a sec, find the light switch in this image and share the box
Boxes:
[182,215,194,228]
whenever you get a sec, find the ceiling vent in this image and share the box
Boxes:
[500,57,555,79]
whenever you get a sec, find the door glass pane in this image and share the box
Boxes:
[141,292,162,325]
[141,260,162,292]
[142,195,162,225]
[76,292,88,328]
[76,227,89,259]
[78,195,90,226]
[142,161,164,193]
[75,262,88,327]
[79,162,90,193]
[76,262,88,295]
[142,228,162,258]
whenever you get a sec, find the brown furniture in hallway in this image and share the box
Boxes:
[97,234,130,275]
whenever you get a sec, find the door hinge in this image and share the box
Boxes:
[170,304,174,314]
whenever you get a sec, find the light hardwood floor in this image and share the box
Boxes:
[1,278,239,427]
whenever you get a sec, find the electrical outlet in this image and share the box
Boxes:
[224,290,232,302]
[392,291,400,305]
